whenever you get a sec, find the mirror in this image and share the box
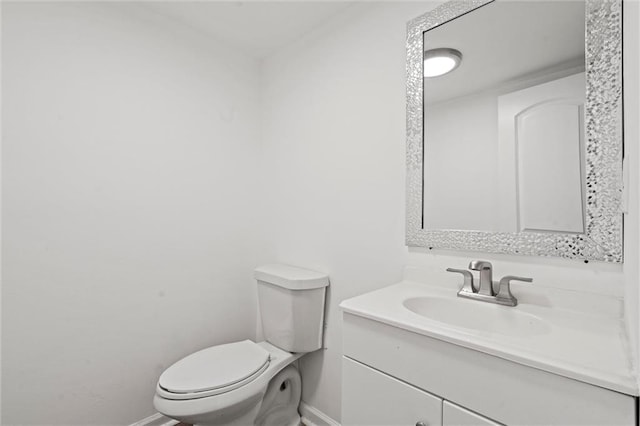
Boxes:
[406,0,623,262]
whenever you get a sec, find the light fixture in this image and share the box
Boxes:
[423,48,462,78]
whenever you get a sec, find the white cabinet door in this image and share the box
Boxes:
[443,401,500,426]
[342,356,443,426]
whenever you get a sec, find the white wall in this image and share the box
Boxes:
[2,3,264,424]
[262,3,435,419]
[262,1,640,422]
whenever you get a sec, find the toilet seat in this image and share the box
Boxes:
[157,340,270,400]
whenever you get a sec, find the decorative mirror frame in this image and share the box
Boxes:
[406,0,623,262]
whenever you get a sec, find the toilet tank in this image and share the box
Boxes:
[254,264,329,353]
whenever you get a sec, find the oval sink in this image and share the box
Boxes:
[403,296,551,337]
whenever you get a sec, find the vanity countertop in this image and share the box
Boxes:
[340,280,638,396]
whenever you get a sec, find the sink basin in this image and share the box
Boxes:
[403,296,551,337]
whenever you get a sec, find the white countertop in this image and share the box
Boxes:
[340,280,638,396]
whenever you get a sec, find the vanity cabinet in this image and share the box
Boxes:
[342,313,636,425]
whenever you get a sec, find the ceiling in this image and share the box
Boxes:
[141,1,354,59]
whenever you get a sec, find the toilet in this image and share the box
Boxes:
[153,264,329,426]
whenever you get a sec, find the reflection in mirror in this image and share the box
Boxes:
[423,1,586,234]
[405,0,623,262]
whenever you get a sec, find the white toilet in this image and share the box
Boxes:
[153,264,329,426]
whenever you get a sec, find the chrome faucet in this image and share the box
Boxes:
[468,260,494,296]
[446,261,532,307]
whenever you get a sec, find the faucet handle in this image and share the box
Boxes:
[496,275,533,306]
[446,268,476,294]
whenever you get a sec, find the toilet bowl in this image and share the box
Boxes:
[154,341,303,425]
[153,264,329,426]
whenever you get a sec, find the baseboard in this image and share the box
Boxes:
[299,401,341,426]
[131,404,338,426]
[129,412,179,426]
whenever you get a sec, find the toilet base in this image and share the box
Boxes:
[255,365,302,426]
[192,402,261,426]
[191,364,302,426]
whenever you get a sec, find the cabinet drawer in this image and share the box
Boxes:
[342,356,443,426]
[443,401,500,426]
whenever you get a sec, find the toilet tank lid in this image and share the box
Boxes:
[254,264,329,290]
